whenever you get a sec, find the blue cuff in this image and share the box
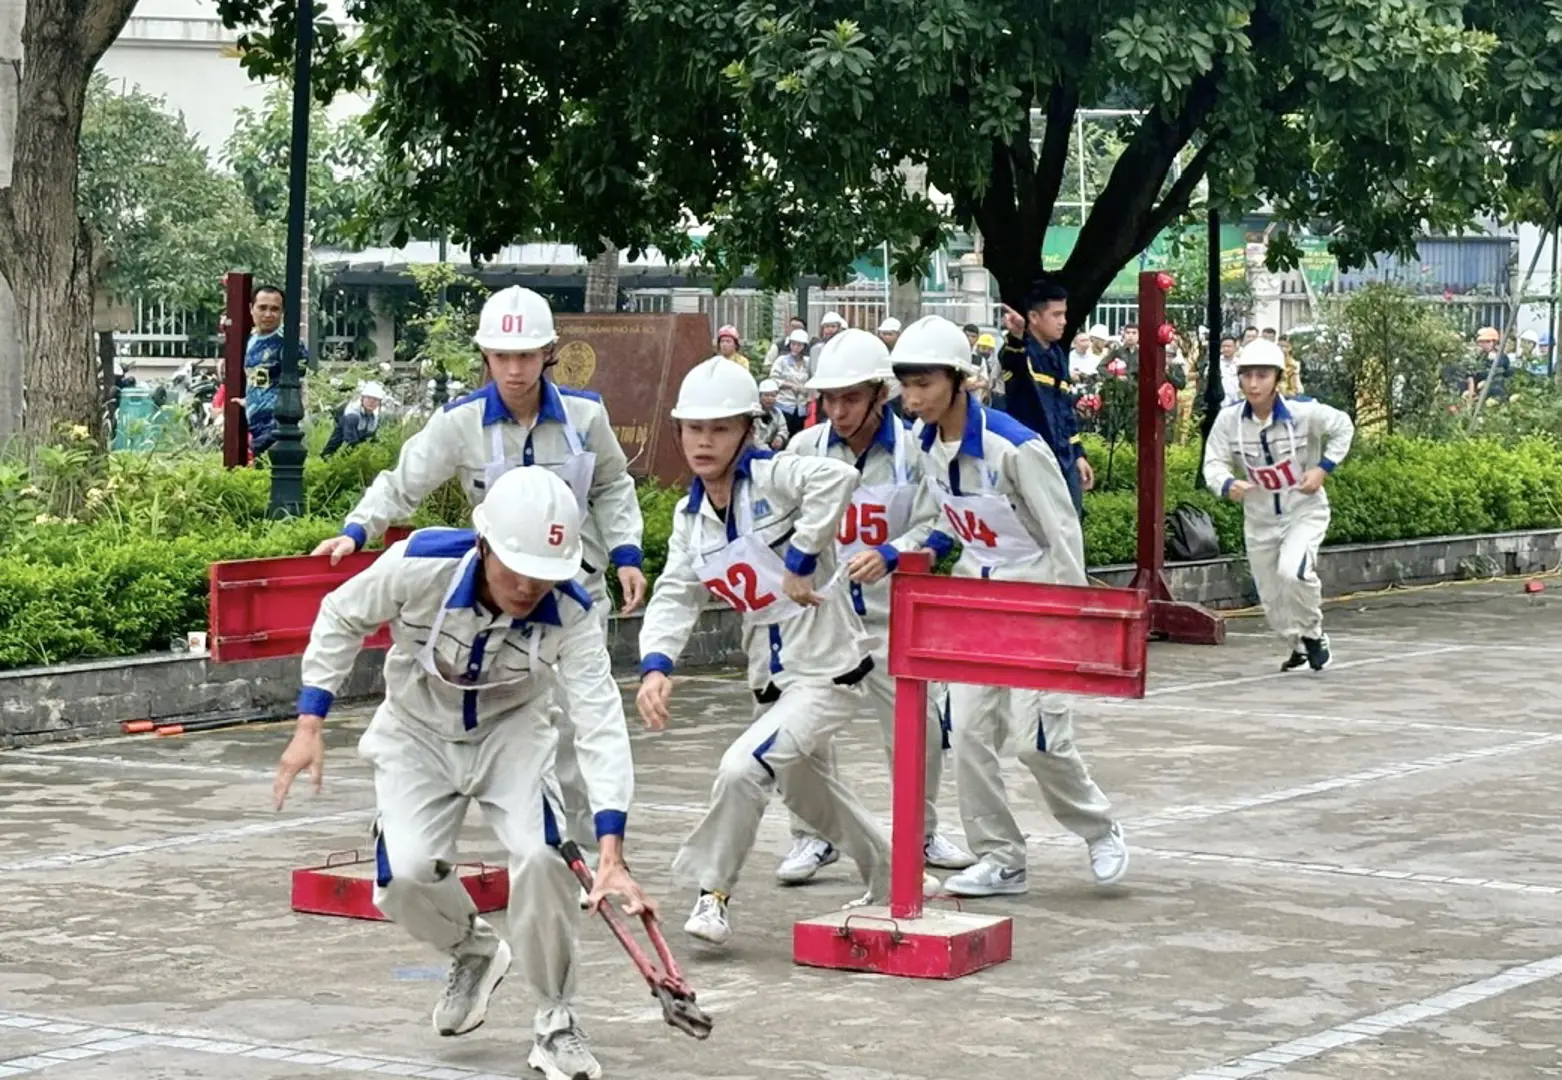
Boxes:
[594,809,627,839]
[782,544,818,576]
[609,544,644,569]
[926,530,956,560]
[640,652,674,678]
[341,523,368,551]
[1220,477,1235,498]
[874,544,900,573]
[298,686,335,718]
[1319,457,1338,474]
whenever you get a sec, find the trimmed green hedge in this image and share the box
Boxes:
[0,431,1557,671]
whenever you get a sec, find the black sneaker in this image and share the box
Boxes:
[1302,634,1331,671]
[1280,649,1308,672]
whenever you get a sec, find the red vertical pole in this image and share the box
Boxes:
[221,272,254,469]
[1135,271,1168,579]
[888,675,930,920]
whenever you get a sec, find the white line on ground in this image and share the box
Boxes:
[1134,845,1562,896]
[0,811,369,873]
[1145,644,1468,698]
[1094,699,1536,738]
[0,1009,527,1079]
[1176,951,1562,1079]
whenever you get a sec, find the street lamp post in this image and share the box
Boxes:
[268,0,313,518]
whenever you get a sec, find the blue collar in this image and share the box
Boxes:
[474,377,567,428]
[686,447,773,516]
[827,404,900,458]
[443,550,572,627]
[917,392,986,459]
[1242,396,1291,423]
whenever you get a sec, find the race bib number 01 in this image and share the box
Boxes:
[942,506,999,547]
[702,563,777,613]
[1247,460,1299,491]
[838,503,889,547]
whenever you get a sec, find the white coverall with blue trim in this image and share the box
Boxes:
[334,378,644,849]
[782,405,949,839]
[915,395,1117,872]
[1202,395,1355,646]
[638,449,891,898]
[298,528,634,1040]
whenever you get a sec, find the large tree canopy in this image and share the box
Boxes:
[215,0,1540,325]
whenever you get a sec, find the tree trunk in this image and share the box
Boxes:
[584,241,619,313]
[887,160,926,326]
[0,0,24,445]
[0,0,138,446]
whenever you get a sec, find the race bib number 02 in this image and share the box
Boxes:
[838,503,889,547]
[942,506,999,547]
[702,563,776,613]
[1246,460,1299,491]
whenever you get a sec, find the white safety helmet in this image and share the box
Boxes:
[474,286,557,351]
[877,317,902,335]
[786,328,811,346]
[1236,339,1286,371]
[889,315,977,375]
[357,380,387,400]
[807,328,891,391]
[471,467,583,581]
[1088,323,1110,340]
[821,311,846,329]
[671,357,762,420]
[758,378,780,394]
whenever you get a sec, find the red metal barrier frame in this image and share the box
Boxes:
[290,850,507,921]
[793,552,1148,980]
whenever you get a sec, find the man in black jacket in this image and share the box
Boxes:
[997,279,1093,518]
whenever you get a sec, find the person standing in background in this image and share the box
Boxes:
[236,285,308,464]
[769,329,813,436]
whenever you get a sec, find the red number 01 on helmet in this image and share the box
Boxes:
[500,313,524,334]
[702,563,776,613]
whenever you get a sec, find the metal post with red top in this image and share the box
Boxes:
[1132,270,1225,645]
[791,552,1149,979]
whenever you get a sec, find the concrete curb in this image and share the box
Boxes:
[3,527,1557,747]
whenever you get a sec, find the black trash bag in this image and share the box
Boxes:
[1166,502,1221,562]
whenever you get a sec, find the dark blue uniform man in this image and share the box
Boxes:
[997,280,1093,518]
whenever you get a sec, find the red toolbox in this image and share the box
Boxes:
[291,850,509,921]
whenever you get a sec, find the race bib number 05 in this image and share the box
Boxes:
[838,503,889,547]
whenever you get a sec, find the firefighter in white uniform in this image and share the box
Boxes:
[311,287,646,851]
[774,328,975,884]
[892,315,1129,898]
[1203,339,1355,672]
[636,358,919,946]
[276,467,648,1080]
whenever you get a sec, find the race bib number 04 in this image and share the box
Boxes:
[702,563,777,613]
[942,506,999,547]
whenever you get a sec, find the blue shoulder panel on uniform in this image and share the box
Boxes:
[555,579,594,612]
[557,386,603,404]
[982,407,1042,449]
[405,527,478,559]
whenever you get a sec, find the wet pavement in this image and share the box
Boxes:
[1,580,1559,1079]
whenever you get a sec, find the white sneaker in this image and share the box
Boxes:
[528,1027,602,1080]
[841,873,941,910]
[924,832,977,870]
[1089,823,1129,885]
[431,936,512,1036]
[775,837,839,884]
[942,859,1028,897]
[683,892,731,945]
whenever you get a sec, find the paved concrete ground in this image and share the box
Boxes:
[2,580,1560,1080]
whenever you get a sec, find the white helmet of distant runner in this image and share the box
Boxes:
[891,316,977,375]
[474,286,557,351]
[671,357,762,420]
[758,379,780,394]
[1236,339,1286,371]
[807,328,891,391]
[471,466,583,581]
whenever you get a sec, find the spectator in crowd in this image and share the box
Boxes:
[764,316,809,365]
[752,379,790,450]
[963,323,982,352]
[1087,323,1112,365]
[1279,341,1305,397]
[1261,327,1278,342]
[715,325,752,372]
[877,317,902,350]
[322,381,387,457]
[234,285,308,464]
[1243,326,1260,345]
[1515,329,1543,375]
[808,312,846,374]
[1467,325,1509,399]
[1110,323,1140,378]
[769,328,813,436]
[1067,332,1098,381]
[966,332,1002,406]
[1219,334,1242,405]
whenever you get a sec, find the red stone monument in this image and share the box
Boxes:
[552,313,715,487]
